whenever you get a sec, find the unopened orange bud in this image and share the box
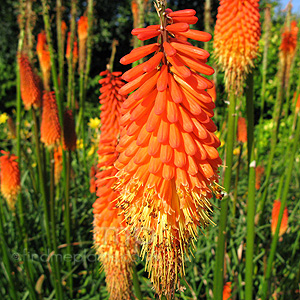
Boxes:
[66,32,78,66]
[237,117,247,143]
[271,200,288,237]
[36,31,51,90]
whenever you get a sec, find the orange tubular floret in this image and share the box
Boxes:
[171,41,210,59]
[120,43,160,65]
[177,29,212,42]
[168,9,196,17]
[171,16,198,24]
[166,23,189,33]
[116,3,221,298]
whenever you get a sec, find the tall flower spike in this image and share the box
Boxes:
[214,0,261,91]
[63,109,77,151]
[255,165,264,190]
[93,69,135,300]
[77,16,88,72]
[116,1,222,297]
[271,200,288,237]
[66,32,78,67]
[279,20,299,89]
[0,151,21,211]
[41,91,61,147]
[36,31,51,90]
[18,53,42,110]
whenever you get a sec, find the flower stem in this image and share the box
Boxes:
[244,73,256,300]
[213,90,236,299]
[260,92,300,300]
[0,196,18,300]
[256,60,285,225]
[132,265,143,300]
[56,0,64,99]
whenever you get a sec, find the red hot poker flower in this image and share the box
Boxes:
[36,31,51,90]
[280,20,298,57]
[214,0,261,91]
[223,282,232,300]
[93,69,135,300]
[18,53,42,110]
[66,32,78,66]
[237,117,247,143]
[0,151,20,211]
[41,91,61,147]
[116,2,222,297]
[255,165,264,190]
[78,16,88,72]
[271,200,288,237]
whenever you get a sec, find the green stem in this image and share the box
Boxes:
[258,5,271,152]
[232,143,243,221]
[213,91,236,300]
[257,62,285,225]
[50,149,64,299]
[0,197,18,300]
[204,0,211,52]
[67,0,77,109]
[17,36,38,300]
[56,0,64,99]
[32,110,63,298]
[132,265,142,300]
[260,98,300,300]
[245,73,256,300]
[64,150,72,297]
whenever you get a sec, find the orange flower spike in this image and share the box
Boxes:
[78,16,88,41]
[54,146,63,185]
[271,200,288,237]
[0,151,21,211]
[255,165,264,190]
[223,282,232,300]
[63,109,77,151]
[94,69,135,300]
[280,20,298,56]
[18,54,42,110]
[41,91,61,147]
[116,1,222,297]
[214,0,261,91]
[36,31,51,90]
[66,32,78,65]
[61,21,67,37]
[237,117,247,143]
[77,16,88,72]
